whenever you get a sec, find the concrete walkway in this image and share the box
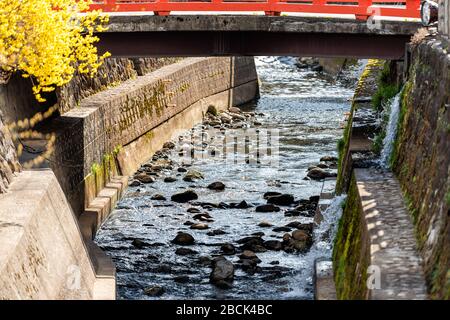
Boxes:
[355,168,428,299]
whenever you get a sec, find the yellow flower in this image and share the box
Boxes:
[0,0,109,101]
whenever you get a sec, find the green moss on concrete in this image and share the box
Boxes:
[372,62,400,111]
[333,175,369,299]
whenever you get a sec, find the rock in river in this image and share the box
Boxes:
[143,285,165,297]
[135,173,155,184]
[190,223,209,230]
[175,248,198,256]
[207,181,226,191]
[258,221,273,228]
[164,177,177,183]
[263,240,283,251]
[307,167,337,180]
[151,194,166,201]
[183,170,204,182]
[263,191,282,199]
[221,243,236,255]
[266,193,295,206]
[171,190,198,203]
[255,204,280,212]
[210,258,234,288]
[171,232,195,245]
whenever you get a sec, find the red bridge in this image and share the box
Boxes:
[91,1,422,59]
[90,0,421,19]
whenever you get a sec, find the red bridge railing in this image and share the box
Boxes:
[89,0,421,19]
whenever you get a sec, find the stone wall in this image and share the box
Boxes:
[33,57,257,217]
[57,58,180,114]
[0,113,20,193]
[391,36,450,300]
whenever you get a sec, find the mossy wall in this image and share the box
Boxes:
[391,37,450,300]
[336,59,384,194]
[333,174,370,299]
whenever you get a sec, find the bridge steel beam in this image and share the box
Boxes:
[97,31,412,59]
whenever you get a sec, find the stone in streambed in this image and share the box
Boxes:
[174,276,190,284]
[175,248,198,256]
[207,229,227,236]
[135,173,155,184]
[258,221,273,228]
[143,285,165,297]
[151,194,166,201]
[263,191,282,199]
[284,210,301,217]
[177,167,188,173]
[183,170,204,182]
[292,230,310,242]
[236,200,252,209]
[207,181,226,191]
[187,207,201,213]
[131,239,150,249]
[266,194,295,206]
[220,243,236,255]
[171,232,195,245]
[129,180,141,187]
[164,177,177,183]
[320,155,338,162]
[171,190,198,203]
[190,223,209,230]
[263,240,283,251]
[307,167,337,180]
[272,226,291,232]
[255,204,280,212]
[209,258,234,288]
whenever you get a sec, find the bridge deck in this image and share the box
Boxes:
[97,15,421,59]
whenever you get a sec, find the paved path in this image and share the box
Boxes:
[355,168,428,299]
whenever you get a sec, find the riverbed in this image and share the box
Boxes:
[95,57,362,300]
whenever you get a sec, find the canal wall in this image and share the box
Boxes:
[0,56,258,299]
[333,35,450,300]
[391,36,450,300]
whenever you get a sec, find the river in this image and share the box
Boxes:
[95,56,363,300]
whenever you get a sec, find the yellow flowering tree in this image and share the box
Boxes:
[0,0,110,102]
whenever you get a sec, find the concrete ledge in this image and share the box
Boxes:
[79,175,128,240]
[354,168,428,300]
[0,170,102,299]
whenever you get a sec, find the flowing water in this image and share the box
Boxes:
[380,91,402,168]
[95,57,361,300]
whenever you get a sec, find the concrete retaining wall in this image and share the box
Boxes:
[45,57,257,217]
[0,170,114,299]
